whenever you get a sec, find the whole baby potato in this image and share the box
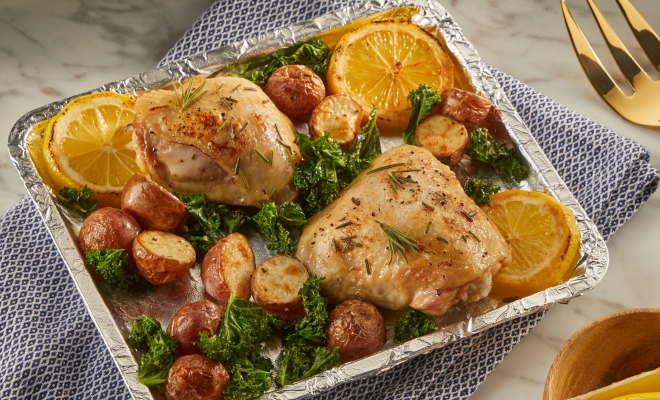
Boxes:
[165,354,229,400]
[167,299,224,356]
[78,207,140,254]
[133,230,196,285]
[121,173,188,232]
[325,300,386,363]
[264,65,325,121]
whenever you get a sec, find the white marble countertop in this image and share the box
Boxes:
[1,0,659,398]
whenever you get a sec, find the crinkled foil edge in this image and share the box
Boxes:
[7,0,608,399]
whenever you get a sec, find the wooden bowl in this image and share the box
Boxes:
[544,308,660,400]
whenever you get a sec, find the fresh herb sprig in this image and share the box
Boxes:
[387,169,419,194]
[376,221,420,264]
[173,77,207,116]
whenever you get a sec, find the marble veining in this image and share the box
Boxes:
[1,1,660,399]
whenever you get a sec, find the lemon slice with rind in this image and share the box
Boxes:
[43,92,138,204]
[327,21,454,133]
[483,189,581,298]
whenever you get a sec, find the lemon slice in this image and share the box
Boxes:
[43,92,139,204]
[483,189,581,298]
[326,21,454,133]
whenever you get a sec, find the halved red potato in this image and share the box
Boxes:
[309,94,363,150]
[79,207,140,254]
[325,300,386,363]
[201,232,255,302]
[165,354,229,400]
[133,231,196,285]
[416,115,468,165]
[121,174,188,232]
[167,299,224,356]
[433,88,492,132]
[251,255,309,319]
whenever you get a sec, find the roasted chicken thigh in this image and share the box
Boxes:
[133,77,300,207]
[296,145,510,316]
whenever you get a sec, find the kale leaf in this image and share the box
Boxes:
[128,316,178,386]
[278,201,307,227]
[177,193,228,232]
[225,355,274,400]
[402,84,443,145]
[293,108,381,216]
[462,178,500,206]
[198,293,274,366]
[394,309,437,343]
[467,128,527,182]
[252,202,294,255]
[231,38,332,86]
[275,277,340,387]
[85,249,141,290]
[59,185,98,214]
[225,210,249,234]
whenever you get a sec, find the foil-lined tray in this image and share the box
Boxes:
[8,0,609,399]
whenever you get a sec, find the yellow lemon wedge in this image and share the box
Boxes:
[482,189,581,298]
[567,368,660,400]
[326,21,454,133]
[42,92,139,206]
[612,394,660,400]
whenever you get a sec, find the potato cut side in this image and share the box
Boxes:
[252,255,309,316]
[201,232,255,301]
[133,231,196,285]
[309,94,363,149]
[415,115,468,165]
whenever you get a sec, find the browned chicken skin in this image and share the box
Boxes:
[296,145,510,316]
[132,76,300,207]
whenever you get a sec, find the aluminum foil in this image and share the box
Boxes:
[7,0,609,399]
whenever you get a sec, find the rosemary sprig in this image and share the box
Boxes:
[461,210,474,222]
[422,202,435,211]
[425,221,432,234]
[254,149,271,165]
[468,210,478,218]
[234,158,248,188]
[244,87,257,91]
[335,220,353,229]
[217,119,227,132]
[277,138,292,153]
[239,122,249,134]
[436,236,449,244]
[388,169,419,193]
[275,124,283,140]
[332,238,338,252]
[366,163,405,175]
[217,83,225,92]
[221,97,237,109]
[340,235,357,241]
[377,221,419,264]
[232,84,242,92]
[173,77,207,116]
[469,230,481,242]
[365,259,371,275]
[351,197,361,206]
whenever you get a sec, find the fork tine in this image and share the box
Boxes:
[586,0,648,89]
[561,0,626,99]
[616,0,660,72]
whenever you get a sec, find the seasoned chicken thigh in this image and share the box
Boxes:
[133,77,300,207]
[296,145,510,316]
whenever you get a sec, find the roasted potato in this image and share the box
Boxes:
[433,88,492,132]
[251,255,309,318]
[415,115,468,165]
[264,65,325,121]
[325,300,386,363]
[167,300,224,356]
[121,174,188,232]
[133,231,196,285]
[165,354,229,400]
[201,232,255,302]
[78,207,140,254]
[309,94,363,150]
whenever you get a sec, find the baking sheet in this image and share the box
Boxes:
[7,0,608,399]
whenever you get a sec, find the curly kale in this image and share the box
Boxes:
[224,355,274,400]
[225,210,249,234]
[252,202,294,255]
[275,277,340,387]
[278,201,307,227]
[467,128,527,182]
[85,249,141,290]
[293,107,381,216]
[394,309,438,343]
[198,293,274,366]
[128,316,178,386]
[59,185,98,214]
[402,84,443,145]
[462,178,500,206]
[231,38,332,86]
[177,193,229,232]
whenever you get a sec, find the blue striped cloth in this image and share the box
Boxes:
[1,0,658,399]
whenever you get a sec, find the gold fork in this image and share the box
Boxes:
[561,0,660,127]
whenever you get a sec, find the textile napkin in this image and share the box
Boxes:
[1,0,659,399]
